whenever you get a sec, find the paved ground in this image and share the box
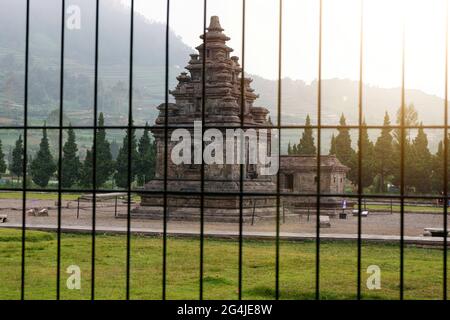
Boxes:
[0,198,446,240]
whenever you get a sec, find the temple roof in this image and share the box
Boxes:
[153,16,270,127]
[279,155,349,172]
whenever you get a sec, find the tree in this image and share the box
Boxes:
[329,134,337,155]
[30,126,56,187]
[394,103,419,143]
[110,139,120,160]
[297,114,316,155]
[358,121,375,189]
[114,125,138,189]
[9,135,24,179]
[61,124,81,188]
[334,113,355,167]
[137,123,156,186]
[432,140,444,193]
[79,148,93,188]
[410,125,432,193]
[373,112,395,192]
[287,142,292,155]
[389,104,419,190]
[95,112,114,187]
[431,137,450,194]
[0,139,6,179]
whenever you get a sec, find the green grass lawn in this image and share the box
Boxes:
[0,228,446,300]
[356,204,444,213]
[0,192,81,201]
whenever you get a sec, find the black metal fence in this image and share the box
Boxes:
[1,0,449,300]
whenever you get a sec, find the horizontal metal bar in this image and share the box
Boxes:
[0,187,447,200]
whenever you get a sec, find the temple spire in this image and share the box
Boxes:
[207,16,224,32]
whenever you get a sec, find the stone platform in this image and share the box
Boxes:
[130,179,277,223]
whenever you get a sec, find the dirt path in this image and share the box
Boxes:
[0,198,446,237]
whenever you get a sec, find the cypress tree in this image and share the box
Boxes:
[95,112,114,187]
[30,126,56,187]
[287,142,292,155]
[137,123,156,185]
[297,114,316,155]
[334,113,355,167]
[114,126,138,189]
[0,139,6,179]
[410,125,432,193]
[329,134,337,155]
[374,112,394,192]
[431,138,450,194]
[79,149,93,188]
[356,121,375,189]
[9,135,24,179]
[432,141,444,193]
[61,124,81,188]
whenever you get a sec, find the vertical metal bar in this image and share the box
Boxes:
[357,0,364,300]
[400,11,406,301]
[56,0,66,300]
[20,0,30,301]
[115,196,118,218]
[126,0,134,300]
[238,0,246,301]
[275,0,283,300]
[162,0,170,301]
[444,0,449,301]
[199,0,207,301]
[91,0,100,300]
[315,0,323,300]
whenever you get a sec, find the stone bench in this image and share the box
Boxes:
[0,214,7,223]
[423,228,450,237]
[320,215,331,228]
[352,209,369,217]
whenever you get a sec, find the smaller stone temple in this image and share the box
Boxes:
[279,155,348,194]
[279,155,352,215]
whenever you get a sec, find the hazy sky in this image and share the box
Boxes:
[127,0,448,99]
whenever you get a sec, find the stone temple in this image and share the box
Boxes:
[130,16,350,222]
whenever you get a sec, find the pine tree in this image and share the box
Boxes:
[431,137,450,194]
[30,126,56,187]
[349,122,375,189]
[287,142,292,155]
[95,112,114,187]
[329,134,337,155]
[334,113,355,167]
[432,141,444,193]
[79,149,93,188]
[374,112,394,192]
[297,114,316,155]
[61,124,81,188]
[137,124,156,186]
[410,125,432,193]
[110,139,120,160]
[391,104,419,190]
[9,135,24,179]
[0,139,6,179]
[394,103,419,143]
[114,125,139,188]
